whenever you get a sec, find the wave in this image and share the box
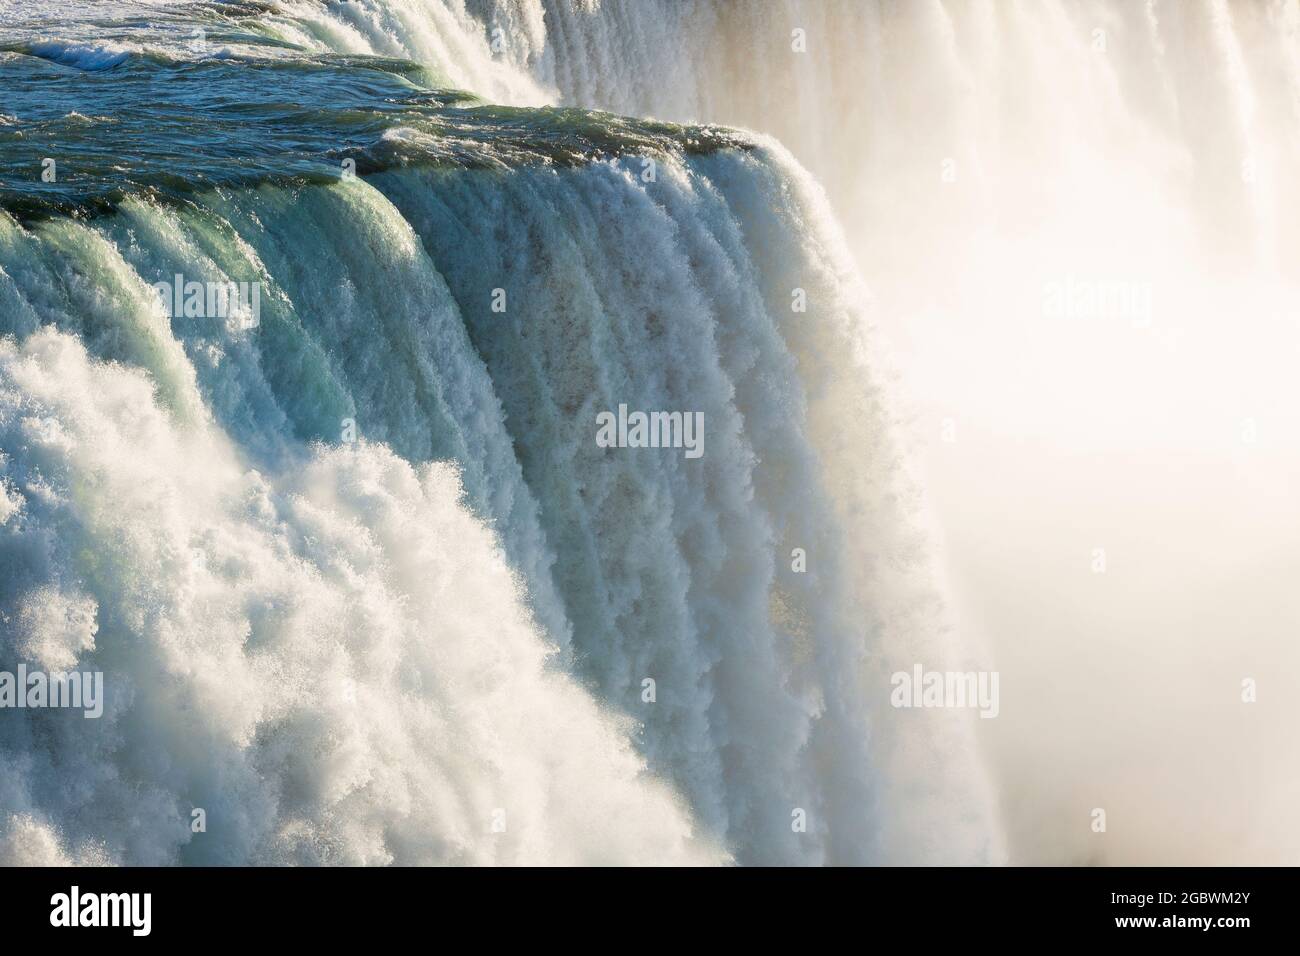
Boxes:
[0,325,722,865]
[23,40,138,70]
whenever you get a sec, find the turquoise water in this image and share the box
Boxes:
[0,2,746,218]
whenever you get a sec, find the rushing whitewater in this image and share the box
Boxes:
[0,0,1021,866]
[0,328,723,866]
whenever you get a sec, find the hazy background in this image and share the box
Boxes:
[708,0,1300,865]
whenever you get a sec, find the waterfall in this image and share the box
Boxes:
[1,114,1001,861]
[6,0,1292,867]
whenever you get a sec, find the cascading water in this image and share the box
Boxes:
[286,0,1300,865]
[0,0,1006,865]
[4,0,1293,868]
